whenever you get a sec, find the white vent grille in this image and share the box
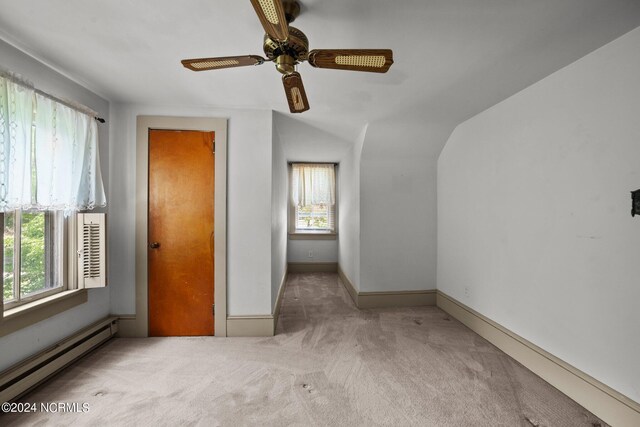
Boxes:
[335,55,386,68]
[258,0,280,24]
[77,213,106,289]
[191,59,240,69]
[83,223,101,278]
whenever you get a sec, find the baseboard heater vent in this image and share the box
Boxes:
[0,317,118,403]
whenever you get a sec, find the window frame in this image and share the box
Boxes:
[2,210,69,311]
[288,162,338,239]
[0,213,91,338]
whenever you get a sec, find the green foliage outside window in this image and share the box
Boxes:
[20,213,47,295]
[3,212,48,302]
[3,214,15,301]
[297,204,329,229]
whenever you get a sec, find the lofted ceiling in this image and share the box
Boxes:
[1,0,639,144]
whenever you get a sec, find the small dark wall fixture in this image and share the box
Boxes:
[632,189,640,217]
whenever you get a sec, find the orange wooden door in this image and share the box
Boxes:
[148,130,215,336]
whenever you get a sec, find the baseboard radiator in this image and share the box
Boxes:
[0,317,118,403]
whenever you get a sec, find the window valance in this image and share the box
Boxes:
[0,75,106,212]
[291,163,336,207]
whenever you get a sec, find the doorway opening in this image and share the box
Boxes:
[124,116,227,338]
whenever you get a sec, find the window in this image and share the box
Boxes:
[2,210,65,309]
[289,163,337,235]
[0,73,107,316]
[0,74,106,212]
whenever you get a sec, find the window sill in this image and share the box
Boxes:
[1,289,88,337]
[288,232,337,241]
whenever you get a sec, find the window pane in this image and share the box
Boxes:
[20,212,50,296]
[3,212,16,302]
[296,204,330,230]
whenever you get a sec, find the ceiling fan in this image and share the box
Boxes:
[181,0,394,113]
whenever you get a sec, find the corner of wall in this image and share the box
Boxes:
[337,123,367,292]
[270,110,288,311]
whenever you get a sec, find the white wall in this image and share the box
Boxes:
[273,113,351,265]
[0,39,110,371]
[109,103,274,316]
[288,240,339,263]
[438,27,640,403]
[271,112,288,309]
[338,125,366,289]
[359,120,451,292]
[287,165,339,264]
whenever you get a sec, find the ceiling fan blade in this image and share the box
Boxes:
[250,0,289,42]
[181,55,265,71]
[308,49,394,73]
[282,72,310,113]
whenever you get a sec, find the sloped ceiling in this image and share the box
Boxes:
[1,0,639,144]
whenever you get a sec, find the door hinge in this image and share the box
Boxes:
[212,138,215,153]
[212,304,215,315]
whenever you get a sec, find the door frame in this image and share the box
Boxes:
[127,116,228,337]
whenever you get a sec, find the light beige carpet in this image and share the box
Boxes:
[2,273,606,426]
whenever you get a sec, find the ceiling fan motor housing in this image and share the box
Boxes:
[264,26,309,74]
[275,55,296,75]
[182,0,393,113]
[282,0,301,24]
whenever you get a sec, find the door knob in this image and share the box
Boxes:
[149,242,161,249]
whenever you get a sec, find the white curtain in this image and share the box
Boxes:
[291,163,336,206]
[0,75,106,212]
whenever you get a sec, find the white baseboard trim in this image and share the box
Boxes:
[359,290,437,309]
[225,266,289,338]
[337,264,436,309]
[288,262,338,273]
[113,315,139,337]
[117,314,276,338]
[436,291,640,427]
[337,265,359,307]
[273,267,288,334]
[226,315,274,337]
